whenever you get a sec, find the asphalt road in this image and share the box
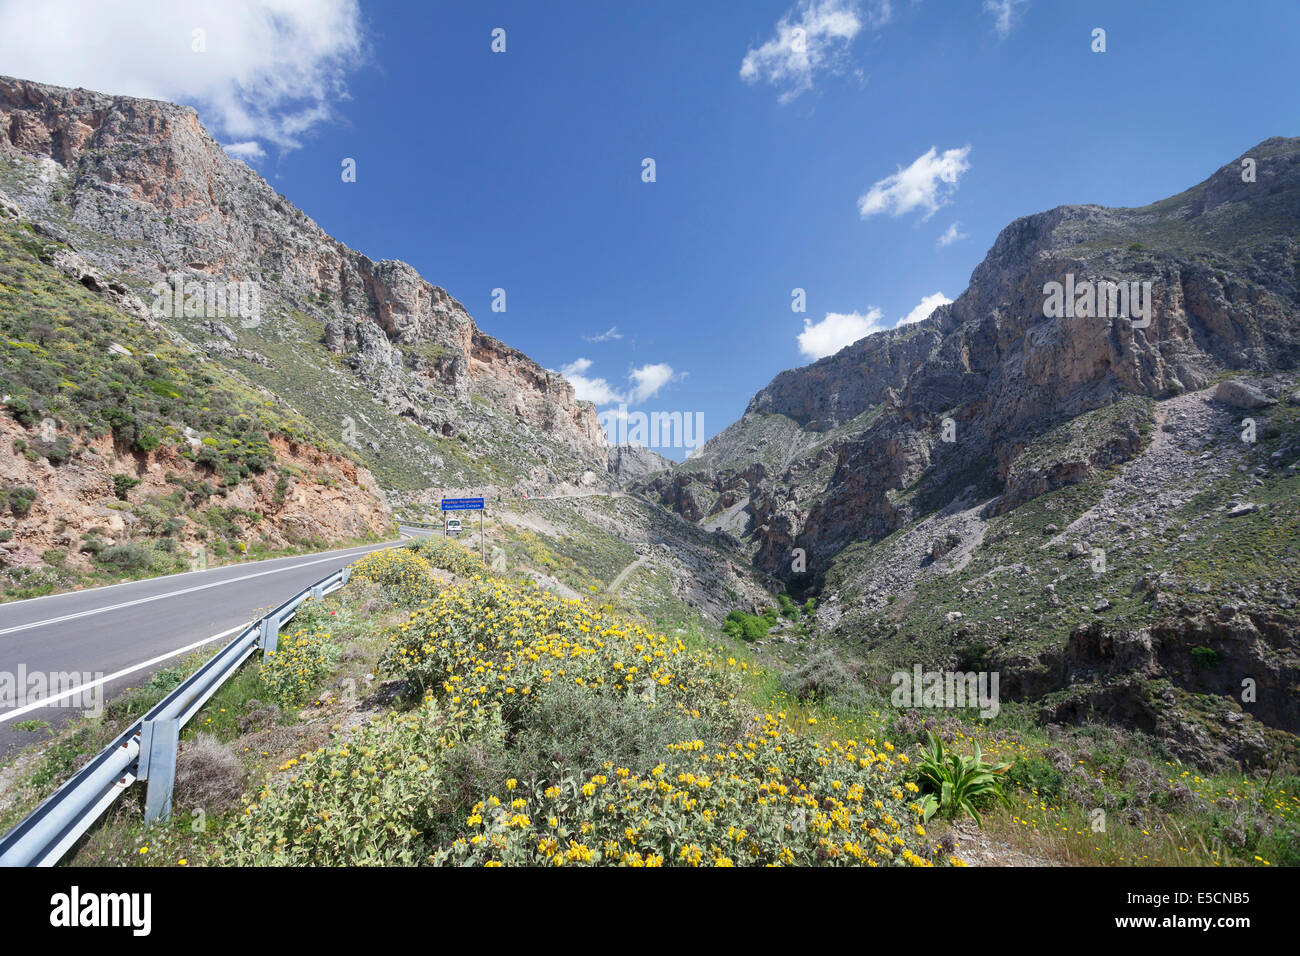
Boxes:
[0,530,422,760]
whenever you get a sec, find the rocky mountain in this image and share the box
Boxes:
[643,138,1300,767]
[0,194,391,590]
[0,75,608,509]
[4,70,1296,768]
[607,443,674,484]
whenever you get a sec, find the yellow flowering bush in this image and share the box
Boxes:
[407,536,486,577]
[350,546,440,605]
[378,579,740,731]
[437,711,948,867]
[259,626,336,708]
[221,580,953,867]
[220,701,505,865]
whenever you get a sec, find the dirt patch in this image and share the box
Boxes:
[945,820,1062,867]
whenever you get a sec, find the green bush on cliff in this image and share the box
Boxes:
[0,219,331,489]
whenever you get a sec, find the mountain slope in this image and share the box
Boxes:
[643,138,1300,767]
[0,201,390,596]
[0,75,607,505]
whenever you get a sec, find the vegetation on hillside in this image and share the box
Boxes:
[0,218,388,600]
[0,219,331,484]
[3,530,1295,868]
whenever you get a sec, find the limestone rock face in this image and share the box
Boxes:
[644,137,1300,576]
[607,444,674,484]
[1214,379,1277,409]
[0,75,608,477]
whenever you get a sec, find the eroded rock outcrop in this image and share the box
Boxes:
[0,75,608,476]
[646,138,1300,579]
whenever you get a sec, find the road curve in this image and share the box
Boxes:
[0,529,423,759]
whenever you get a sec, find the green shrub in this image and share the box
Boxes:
[777,591,799,620]
[272,473,289,506]
[94,542,154,572]
[112,474,142,500]
[35,436,73,465]
[148,665,188,694]
[259,625,336,708]
[1191,645,1222,669]
[6,485,37,517]
[1005,754,1064,799]
[780,651,858,704]
[722,609,772,642]
[913,731,1011,825]
[505,680,714,788]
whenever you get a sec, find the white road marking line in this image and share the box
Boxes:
[0,533,410,608]
[0,542,393,638]
[0,623,247,723]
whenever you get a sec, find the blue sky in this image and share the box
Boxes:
[1,0,1297,458]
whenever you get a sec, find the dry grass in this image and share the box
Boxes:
[174,733,246,816]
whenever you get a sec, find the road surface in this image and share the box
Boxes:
[0,530,422,760]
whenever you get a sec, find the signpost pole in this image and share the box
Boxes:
[480,508,485,564]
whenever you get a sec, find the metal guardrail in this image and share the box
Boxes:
[0,559,362,867]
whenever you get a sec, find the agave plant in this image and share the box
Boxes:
[914,730,1012,825]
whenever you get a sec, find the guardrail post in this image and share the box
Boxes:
[312,583,324,600]
[258,615,278,654]
[341,566,351,584]
[139,719,179,825]
[0,561,363,865]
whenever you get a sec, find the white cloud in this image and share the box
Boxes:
[739,0,889,104]
[223,141,266,162]
[937,221,967,247]
[582,326,623,343]
[560,359,623,406]
[797,308,885,360]
[858,145,971,220]
[983,0,1028,38]
[629,363,678,403]
[0,0,367,155]
[897,292,952,326]
[560,359,681,405]
[796,293,953,359]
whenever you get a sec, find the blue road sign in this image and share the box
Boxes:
[441,497,485,511]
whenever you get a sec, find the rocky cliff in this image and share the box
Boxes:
[0,75,608,497]
[647,137,1300,575]
[607,443,674,484]
[642,138,1300,767]
[0,193,391,592]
